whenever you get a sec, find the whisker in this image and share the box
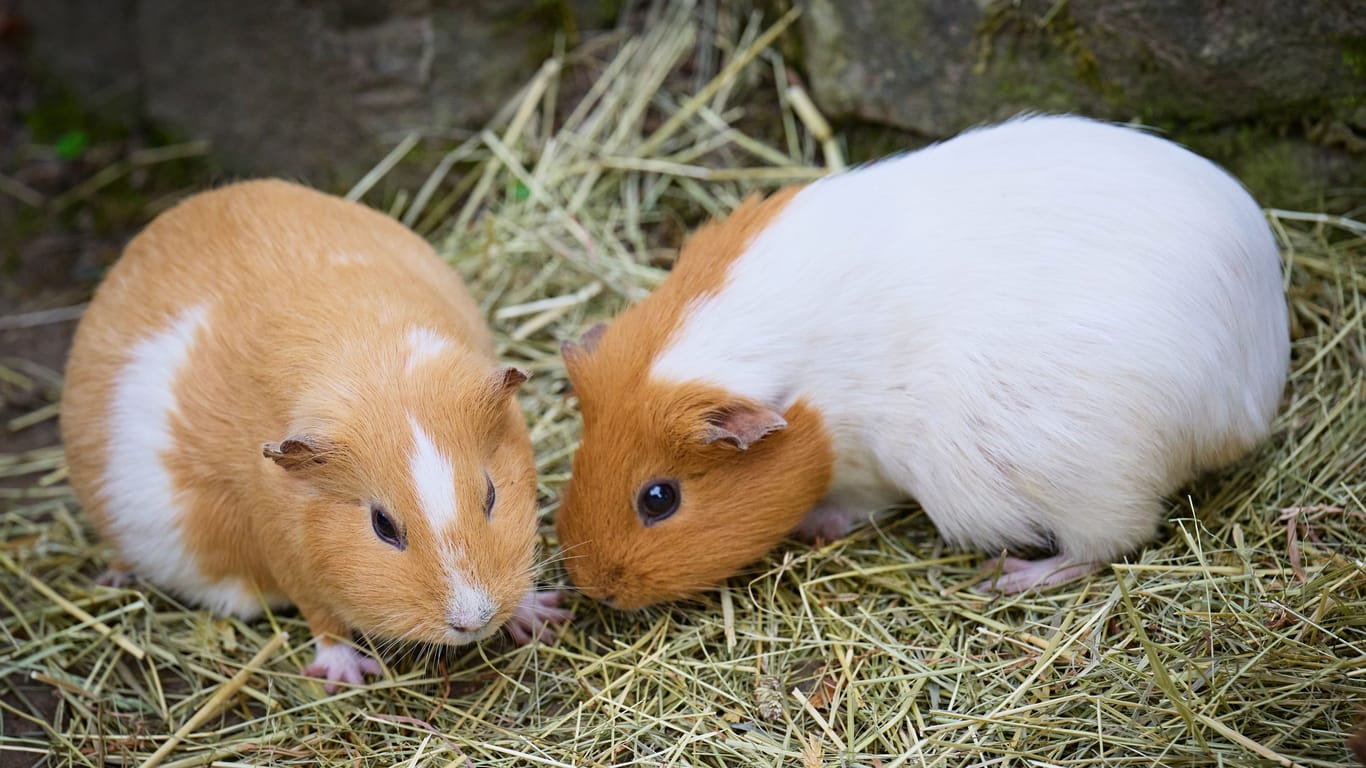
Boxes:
[528,539,594,573]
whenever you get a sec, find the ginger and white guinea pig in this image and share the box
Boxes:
[61,179,569,690]
[556,114,1290,609]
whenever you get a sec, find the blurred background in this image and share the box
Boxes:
[3,0,1364,298]
[0,0,1363,445]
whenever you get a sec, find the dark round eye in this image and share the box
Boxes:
[484,472,496,520]
[636,479,680,526]
[370,504,404,550]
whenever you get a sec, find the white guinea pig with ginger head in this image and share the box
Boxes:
[556,114,1290,609]
[61,180,569,691]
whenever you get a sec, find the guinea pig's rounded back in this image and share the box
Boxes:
[64,180,543,635]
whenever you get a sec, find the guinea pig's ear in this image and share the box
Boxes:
[700,402,787,450]
[262,433,336,472]
[561,323,607,378]
[489,366,529,400]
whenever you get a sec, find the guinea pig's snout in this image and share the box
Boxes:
[446,587,497,638]
[566,562,625,608]
[449,616,491,634]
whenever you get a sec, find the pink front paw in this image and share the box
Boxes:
[792,502,865,545]
[504,590,572,646]
[96,567,136,588]
[977,555,1102,594]
[305,639,383,694]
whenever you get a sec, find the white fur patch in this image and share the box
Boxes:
[328,251,368,266]
[408,416,457,531]
[102,305,263,618]
[407,416,496,640]
[405,326,450,373]
[650,114,1288,564]
[447,581,497,638]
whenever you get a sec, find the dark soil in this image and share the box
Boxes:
[0,4,217,764]
[0,1,218,457]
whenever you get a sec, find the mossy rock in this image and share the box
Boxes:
[16,0,620,181]
[791,0,1366,209]
[795,0,1366,134]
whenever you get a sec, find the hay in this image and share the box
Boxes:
[3,3,1364,766]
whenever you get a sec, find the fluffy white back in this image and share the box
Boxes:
[652,115,1289,561]
[102,304,265,616]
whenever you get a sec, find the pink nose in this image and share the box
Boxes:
[448,601,495,635]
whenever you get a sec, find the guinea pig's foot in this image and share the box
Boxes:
[305,639,383,694]
[95,564,136,588]
[978,555,1101,594]
[792,502,865,545]
[504,591,573,645]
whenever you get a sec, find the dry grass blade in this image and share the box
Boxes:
[3,3,1363,767]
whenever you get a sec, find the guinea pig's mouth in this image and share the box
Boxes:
[441,620,502,646]
[564,566,626,608]
[567,567,699,611]
[596,590,644,611]
[576,578,680,611]
[387,617,501,647]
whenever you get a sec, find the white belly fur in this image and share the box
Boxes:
[101,304,265,618]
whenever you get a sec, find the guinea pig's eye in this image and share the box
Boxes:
[636,479,680,526]
[370,503,404,550]
[483,471,495,520]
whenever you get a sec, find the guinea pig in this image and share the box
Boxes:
[61,179,570,690]
[556,114,1290,609]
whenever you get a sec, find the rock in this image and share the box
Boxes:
[796,0,1366,135]
[793,0,1366,207]
[14,0,142,122]
[16,0,616,181]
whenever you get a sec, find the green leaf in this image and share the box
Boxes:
[54,130,88,161]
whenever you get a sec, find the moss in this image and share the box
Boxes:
[494,0,624,60]
[1338,36,1366,110]
[2,76,218,289]
[839,121,928,165]
[22,86,129,147]
[977,0,1101,91]
[763,0,805,72]
[1340,36,1366,78]
[1180,125,1365,211]
[1233,142,1317,207]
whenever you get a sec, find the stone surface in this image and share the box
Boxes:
[14,0,141,120]
[797,0,1366,135]
[17,0,614,181]
[14,1,1365,206]
[794,0,1366,207]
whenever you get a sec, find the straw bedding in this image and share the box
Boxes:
[2,3,1363,766]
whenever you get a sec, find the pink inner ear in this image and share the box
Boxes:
[577,322,607,353]
[702,403,787,450]
[495,366,529,392]
[263,433,332,471]
[562,323,608,365]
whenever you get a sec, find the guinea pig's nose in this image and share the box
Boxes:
[449,609,493,634]
[448,590,497,635]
